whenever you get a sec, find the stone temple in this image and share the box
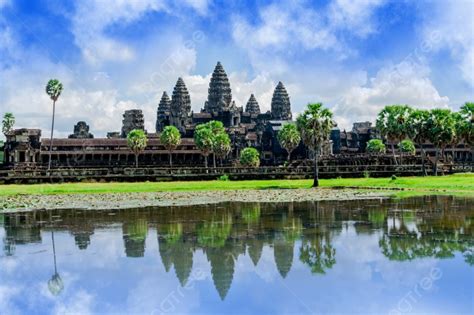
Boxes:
[2,61,472,170]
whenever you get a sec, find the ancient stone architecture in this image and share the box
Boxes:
[69,121,94,139]
[169,78,192,134]
[204,62,233,113]
[245,94,260,115]
[271,82,292,120]
[1,61,472,173]
[156,91,171,133]
[121,110,145,137]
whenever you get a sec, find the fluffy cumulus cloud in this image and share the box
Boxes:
[232,0,386,64]
[0,0,469,140]
[421,1,474,86]
[333,61,449,129]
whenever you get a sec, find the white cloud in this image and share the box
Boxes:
[328,0,386,38]
[333,61,450,129]
[421,1,474,86]
[70,0,212,65]
[232,0,386,62]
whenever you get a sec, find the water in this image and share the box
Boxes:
[1,196,473,315]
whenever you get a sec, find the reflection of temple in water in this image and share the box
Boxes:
[1,196,472,299]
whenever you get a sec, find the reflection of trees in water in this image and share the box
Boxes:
[241,203,261,225]
[379,203,474,265]
[197,212,232,248]
[123,218,148,258]
[2,196,473,301]
[299,232,336,275]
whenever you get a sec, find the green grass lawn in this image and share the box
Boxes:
[0,173,472,196]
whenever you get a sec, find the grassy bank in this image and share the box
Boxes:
[0,173,472,197]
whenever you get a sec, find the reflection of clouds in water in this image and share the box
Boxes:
[52,290,95,315]
[251,246,279,283]
[0,285,22,315]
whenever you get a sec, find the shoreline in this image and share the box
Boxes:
[1,188,389,212]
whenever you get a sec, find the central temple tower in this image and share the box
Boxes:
[204,62,233,113]
[271,82,292,120]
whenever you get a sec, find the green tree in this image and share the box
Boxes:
[207,120,225,168]
[194,123,214,168]
[399,139,415,156]
[296,103,334,187]
[366,139,386,154]
[426,109,456,175]
[240,147,260,167]
[459,102,474,161]
[277,123,301,162]
[45,79,63,170]
[213,132,231,166]
[160,126,181,167]
[2,113,15,135]
[376,105,413,164]
[407,109,430,175]
[127,129,148,168]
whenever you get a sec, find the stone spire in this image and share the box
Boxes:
[158,91,171,114]
[271,81,292,120]
[245,94,260,115]
[170,78,191,133]
[121,110,145,137]
[156,91,171,132]
[204,61,232,113]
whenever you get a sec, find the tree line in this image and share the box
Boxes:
[1,78,472,184]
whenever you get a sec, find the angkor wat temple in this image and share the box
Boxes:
[1,62,471,171]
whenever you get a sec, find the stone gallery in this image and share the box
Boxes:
[2,62,468,169]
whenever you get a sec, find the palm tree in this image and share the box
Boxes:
[194,123,214,168]
[296,103,334,187]
[459,102,474,162]
[376,105,412,164]
[45,79,63,170]
[407,109,430,175]
[2,112,15,135]
[426,109,456,175]
[213,132,231,166]
[127,129,148,168]
[160,126,181,167]
[207,120,225,168]
[277,123,301,163]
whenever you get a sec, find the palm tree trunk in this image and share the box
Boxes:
[391,142,398,165]
[434,148,439,176]
[419,143,426,176]
[313,147,319,188]
[48,100,56,171]
[213,154,216,168]
[204,155,208,168]
[135,154,139,168]
[169,151,172,168]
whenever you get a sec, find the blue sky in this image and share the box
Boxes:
[0,0,473,138]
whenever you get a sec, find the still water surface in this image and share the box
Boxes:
[1,196,473,314]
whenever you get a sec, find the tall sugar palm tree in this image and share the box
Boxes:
[45,79,63,170]
[296,103,334,187]
[2,112,15,135]
[376,105,412,165]
[127,129,148,168]
[160,126,181,167]
[407,109,430,175]
[277,123,301,163]
[426,109,456,175]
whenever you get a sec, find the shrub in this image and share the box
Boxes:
[367,139,386,154]
[363,170,370,178]
[391,174,397,181]
[218,174,230,181]
[399,139,416,155]
[240,147,260,167]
